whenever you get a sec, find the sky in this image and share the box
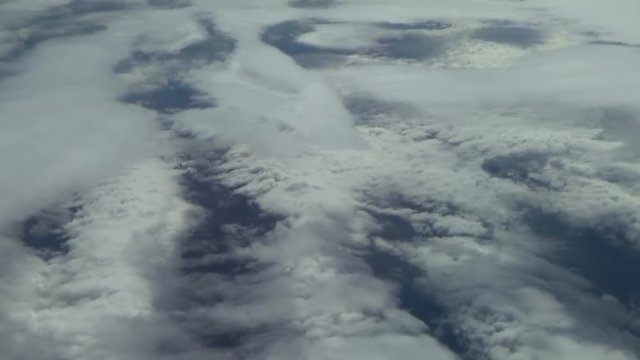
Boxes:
[0,0,639,359]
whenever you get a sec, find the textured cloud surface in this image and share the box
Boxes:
[1,1,639,359]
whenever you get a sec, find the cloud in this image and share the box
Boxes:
[2,0,640,359]
[0,159,198,360]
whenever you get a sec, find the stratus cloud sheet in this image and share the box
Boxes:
[0,0,639,359]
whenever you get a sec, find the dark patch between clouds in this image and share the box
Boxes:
[366,209,416,242]
[17,205,80,260]
[147,0,191,9]
[369,192,461,217]
[64,0,128,14]
[177,159,280,275]
[471,25,545,47]
[523,207,640,309]
[121,80,215,114]
[2,22,105,62]
[152,152,283,352]
[342,96,416,125]
[482,151,557,190]
[262,20,452,67]
[262,20,317,56]
[360,193,491,359]
[261,19,351,69]
[368,34,448,61]
[291,52,347,69]
[1,0,128,62]
[114,20,235,73]
[376,20,452,31]
[179,21,236,64]
[288,0,338,8]
[362,246,482,360]
[364,192,492,240]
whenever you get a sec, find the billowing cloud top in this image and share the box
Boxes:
[1,1,640,359]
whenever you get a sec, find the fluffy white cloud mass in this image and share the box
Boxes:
[1,0,639,359]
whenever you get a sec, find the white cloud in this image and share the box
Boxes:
[1,159,197,360]
[0,17,159,225]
